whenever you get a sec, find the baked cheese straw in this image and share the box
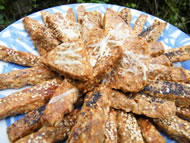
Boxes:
[121,13,164,57]
[42,8,92,81]
[150,55,172,66]
[0,45,42,67]
[16,109,79,143]
[176,107,190,122]
[23,17,60,56]
[66,7,76,22]
[7,97,83,143]
[105,109,117,143]
[68,8,121,93]
[77,5,102,42]
[0,66,55,90]
[164,45,190,63]
[144,80,190,107]
[139,19,167,43]
[153,115,190,143]
[106,42,150,92]
[78,6,122,84]
[149,64,190,83]
[68,9,123,93]
[41,79,81,126]
[129,14,164,57]
[117,111,144,143]
[103,8,132,35]
[111,90,175,119]
[44,9,81,42]
[137,118,166,143]
[42,40,93,81]
[0,78,61,119]
[77,5,86,23]
[132,14,148,36]
[149,41,165,57]
[67,86,111,143]
[103,9,150,93]
[119,8,132,27]
[41,11,51,26]
[86,31,123,81]
[7,105,46,142]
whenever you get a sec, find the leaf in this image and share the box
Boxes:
[0,5,4,10]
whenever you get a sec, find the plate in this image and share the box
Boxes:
[0,3,189,143]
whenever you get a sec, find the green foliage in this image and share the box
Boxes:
[0,0,11,30]
[32,0,38,9]
[125,3,136,9]
[0,0,5,10]
[77,0,109,3]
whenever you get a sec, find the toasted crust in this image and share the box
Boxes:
[133,14,148,36]
[7,105,45,142]
[119,8,132,27]
[0,66,55,90]
[176,107,190,122]
[93,46,122,81]
[42,41,92,81]
[67,86,111,143]
[153,116,190,143]
[23,17,59,55]
[87,30,123,77]
[76,9,123,91]
[0,78,61,119]
[102,9,150,93]
[117,111,144,143]
[41,11,51,26]
[150,41,165,57]
[42,80,81,126]
[164,45,190,63]
[149,64,190,83]
[69,39,123,93]
[79,10,102,42]
[77,5,86,23]
[103,8,130,32]
[150,55,172,66]
[68,78,95,94]
[106,37,150,92]
[144,80,190,107]
[41,10,89,80]
[0,45,42,67]
[16,109,79,143]
[45,11,81,42]
[107,59,149,92]
[31,27,59,55]
[111,90,176,119]
[66,8,76,22]
[77,5,102,27]
[137,118,166,143]
[139,19,167,43]
[22,17,43,35]
[105,109,117,143]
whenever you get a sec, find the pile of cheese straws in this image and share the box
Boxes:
[0,5,190,143]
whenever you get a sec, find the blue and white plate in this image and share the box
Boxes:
[0,3,189,143]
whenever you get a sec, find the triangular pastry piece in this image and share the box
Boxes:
[42,40,92,81]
